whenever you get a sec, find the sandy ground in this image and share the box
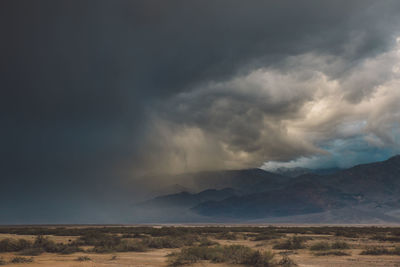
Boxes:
[0,234,78,244]
[0,250,174,267]
[1,233,400,266]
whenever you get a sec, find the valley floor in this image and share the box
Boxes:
[1,226,400,267]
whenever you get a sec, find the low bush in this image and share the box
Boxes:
[0,257,5,265]
[309,241,350,251]
[331,241,350,250]
[114,239,148,252]
[254,233,283,241]
[33,236,82,254]
[309,242,330,251]
[0,236,82,255]
[10,256,34,263]
[314,251,350,256]
[215,232,237,240]
[19,247,44,256]
[370,234,400,242]
[76,256,91,261]
[360,246,390,255]
[89,233,204,253]
[0,238,32,252]
[143,235,201,249]
[198,237,218,247]
[168,245,277,267]
[273,237,306,250]
[278,255,298,267]
[360,246,400,255]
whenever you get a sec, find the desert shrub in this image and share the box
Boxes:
[254,233,284,241]
[198,237,218,247]
[309,242,330,251]
[215,232,237,240]
[361,246,400,256]
[115,239,148,252]
[392,230,400,236]
[143,235,201,249]
[334,230,359,238]
[168,245,276,267]
[76,256,91,261]
[19,247,44,256]
[331,241,350,250]
[370,234,400,242]
[33,235,59,252]
[360,246,391,255]
[89,234,195,252]
[309,241,350,251]
[242,250,276,267]
[0,238,32,252]
[90,234,202,253]
[273,237,306,250]
[77,232,120,246]
[58,245,83,255]
[0,238,15,252]
[90,246,115,253]
[314,250,350,256]
[110,255,117,260]
[278,255,297,267]
[0,236,82,255]
[121,233,145,238]
[32,235,82,254]
[10,256,33,263]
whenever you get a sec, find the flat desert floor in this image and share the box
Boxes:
[1,226,400,266]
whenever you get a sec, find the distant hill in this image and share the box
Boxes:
[133,155,400,223]
[271,167,341,177]
[139,188,238,208]
[172,168,290,194]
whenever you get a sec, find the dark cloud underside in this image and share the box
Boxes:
[1,0,400,223]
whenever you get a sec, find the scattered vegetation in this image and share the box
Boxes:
[0,235,82,255]
[0,225,400,265]
[254,231,284,241]
[309,242,331,251]
[168,245,277,267]
[0,257,5,265]
[76,231,214,253]
[331,241,350,250]
[76,256,91,261]
[10,256,34,264]
[314,251,350,256]
[278,255,298,266]
[0,238,32,252]
[370,234,400,242]
[273,236,306,250]
[360,246,400,255]
[310,241,350,251]
[1,225,399,239]
[18,247,45,256]
[215,232,238,240]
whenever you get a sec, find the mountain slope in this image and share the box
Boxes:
[193,155,400,220]
[173,168,291,194]
[140,188,238,208]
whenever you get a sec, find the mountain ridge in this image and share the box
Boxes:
[134,155,400,223]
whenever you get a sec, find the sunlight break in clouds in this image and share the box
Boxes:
[146,37,400,174]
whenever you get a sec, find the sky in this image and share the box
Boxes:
[1,0,400,223]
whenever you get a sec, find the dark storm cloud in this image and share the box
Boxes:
[1,0,400,222]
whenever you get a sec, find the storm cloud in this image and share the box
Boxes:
[1,0,400,222]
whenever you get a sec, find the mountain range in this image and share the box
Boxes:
[133,155,400,223]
